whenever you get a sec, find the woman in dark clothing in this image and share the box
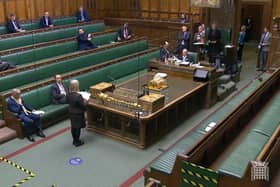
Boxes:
[67,80,87,147]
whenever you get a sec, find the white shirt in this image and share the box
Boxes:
[57,83,66,95]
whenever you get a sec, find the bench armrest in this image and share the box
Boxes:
[5,111,25,139]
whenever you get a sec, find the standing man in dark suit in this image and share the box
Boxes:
[7,14,25,33]
[174,25,191,55]
[116,22,132,41]
[258,27,271,71]
[40,11,54,28]
[7,89,45,142]
[51,74,68,104]
[245,16,253,42]
[76,6,90,22]
[67,80,87,147]
[207,23,222,64]
[237,25,246,62]
[76,28,97,50]
[160,41,170,62]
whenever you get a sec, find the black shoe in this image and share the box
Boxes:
[73,140,84,147]
[26,135,35,142]
[36,131,46,138]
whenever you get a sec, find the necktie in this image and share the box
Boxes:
[81,11,85,21]
[12,21,18,30]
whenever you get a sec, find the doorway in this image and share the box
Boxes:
[241,3,264,41]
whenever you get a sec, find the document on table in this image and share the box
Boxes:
[78,91,91,101]
[32,110,45,115]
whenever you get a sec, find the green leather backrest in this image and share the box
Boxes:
[1,32,117,65]
[20,49,159,109]
[0,17,77,35]
[0,40,148,92]
[188,52,198,63]
[0,22,105,51]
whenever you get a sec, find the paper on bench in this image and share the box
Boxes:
[78,91,91,101]
[32,110,45,115]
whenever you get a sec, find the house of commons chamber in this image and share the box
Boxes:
[0,0,280,187]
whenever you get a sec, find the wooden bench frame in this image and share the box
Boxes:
[2,47,159,138]
[0,20,103,39]
[144,68,280,186]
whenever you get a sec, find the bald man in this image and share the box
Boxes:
[179,49,194,64]
[7,89,45,142]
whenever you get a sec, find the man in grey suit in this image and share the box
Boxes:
[258,27,271,71]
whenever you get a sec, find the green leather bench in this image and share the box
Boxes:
[0,40,148,93]
[19,49,159,128]
[149,73,271,175]
[1,32,117,66]
[0,17,77,35]
[0,22,105,51]
[218,131,269,178]
[206,27,232,46]
[218,91,280,179]
[188,52,198,64]
[0,25,8,35]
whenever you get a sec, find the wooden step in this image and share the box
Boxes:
[0,127,17,144]
[0,120,5,128]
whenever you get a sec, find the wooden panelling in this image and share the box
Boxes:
[0,0,84,24]
[0,1,5,23]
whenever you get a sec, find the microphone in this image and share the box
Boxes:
[107,75,116,90]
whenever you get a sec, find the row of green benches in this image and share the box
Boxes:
[149,73,272,175]
[0,16,78,35]
[218,92,280,179]
[1,31,117,67]
[0,22,105,51]
[6,49,160,137]
[0,39,148,93]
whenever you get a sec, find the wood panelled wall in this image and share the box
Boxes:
[89,0,201,22]
[0,0,87,24]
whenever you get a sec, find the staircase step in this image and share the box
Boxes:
[0,127,17,144]
[218,74,231,84]
[0,120,5,128]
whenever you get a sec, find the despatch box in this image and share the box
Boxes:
[138,93,165,113]
[90,82,113,98]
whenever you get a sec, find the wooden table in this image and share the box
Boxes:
[149,59,219,107]
[87,71,209,148]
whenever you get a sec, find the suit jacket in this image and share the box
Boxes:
[7,20,21,33]
[117,26,132,41]
[208,29,221,42]
[179,54,195,64]
[51,83,68,104]
[76,10,89,22]
[67,92,86,115]
[77,33,93,50]
[40,16,53,28]
[160,47,170,61]
[7,96,33,116]
[259,32,271,52]
[177,31,191,49]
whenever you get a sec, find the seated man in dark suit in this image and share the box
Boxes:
[76,28,97,50]
[51,74,68,104]
[160,41,170,62]
[0,60,16,71]
[7,14,25,33]
[7,89,46,142]
[40,11,54,28]
[179,49,195,64]
[76,6,90,22]
[116,22,132,41]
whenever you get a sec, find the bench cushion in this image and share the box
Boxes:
[218,131,269,178]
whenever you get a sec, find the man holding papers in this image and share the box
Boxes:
[7,89,46,142]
